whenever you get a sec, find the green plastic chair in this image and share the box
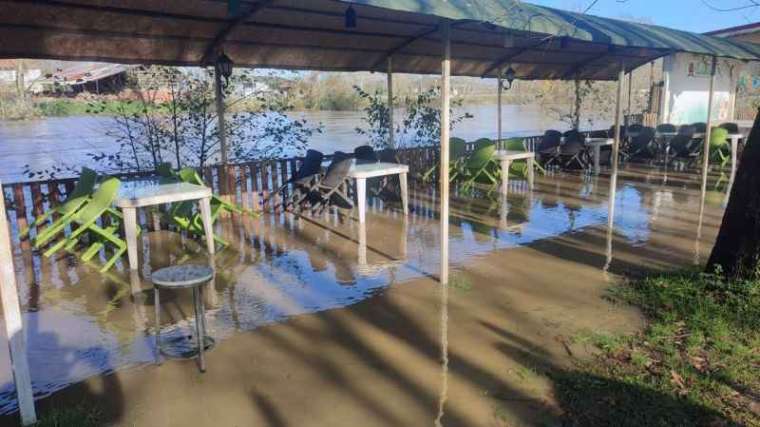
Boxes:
[709,127,730,167]
[473,138,495,151]
[164,168,242,247]
[502,137,546,177]
[42,177,127,272]
[27,168,98,246]
[421,137,468,182]
[156,162,178,183]
[456,144,498,189]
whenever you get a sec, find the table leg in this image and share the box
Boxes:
[730,136,739,184]
[527,156,535,189]
[356,178,366,223]
[500,159,511,195]
[594,145,601,175]
[154,287,161,365]
[399,172,409,215]
[198,197,215,256]
[122,207,139,270]
[192,286,205,372]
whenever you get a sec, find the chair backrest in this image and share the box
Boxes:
[709,127,729,149]
[75,177,121,222]
[503,137,525,151]
[378,149,400,163]
[353,145,378,164]
[322,158,353,189]
[473,138,495,151]
[692,122,707,133]
[628,123,644,134]
[295,150,324,180]
[538,130,562,150]
[156,162,174,178]
[669,134,693,155]
[563,129,585,145]
[179,167,205,186]
[719,122,739,134]
[656,123,676,133]
[588,130,608,138]
[678,125,696,137]
[61,167,98,214]
[632,127,655,147]
[608,125,626,139]
[331,151,352,162]
[560,140,584,155]
[465,144,496,170]
[450,138,468,159]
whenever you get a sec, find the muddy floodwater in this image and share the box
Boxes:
[0,164,727,426]
[0,105,580,182]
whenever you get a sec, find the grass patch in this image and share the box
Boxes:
[33,404,101,427]
[556,271,760,426]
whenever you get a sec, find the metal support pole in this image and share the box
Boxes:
[0,182,37,425]
[387,57,395,149]
[609,64,625,229]
[700,56,718,198]
[214,67,228,165]
[627,71,633,117]
[439,21,451,285]
[497,73,503,150]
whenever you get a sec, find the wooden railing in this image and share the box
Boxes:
[2,129,608,246]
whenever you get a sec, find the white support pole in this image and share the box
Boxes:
[0,182,37,425]
[214,66,228,165]
[609,63,625,229]
[497,73,503,150]
[627,71,633,117]
[439,21,451,286]
[700,56,718,197]
[387,57,395,149]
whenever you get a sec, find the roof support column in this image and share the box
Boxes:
[700,56,718,199]
[0,182,36,425]
[497,72,503,150]
[609,63,625,231]
[439,21,451,286]
[387,57,395,149]
[214,66,228,165]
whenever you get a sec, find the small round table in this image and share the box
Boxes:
[152,264,214,372]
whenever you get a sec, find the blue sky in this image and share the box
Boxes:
[527,0,760,33]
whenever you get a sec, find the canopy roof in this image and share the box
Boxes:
[2,0,760,80]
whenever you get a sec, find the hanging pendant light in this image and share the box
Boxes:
[216,52,234,86]
[503,66,516,90]
[345,5,357,28]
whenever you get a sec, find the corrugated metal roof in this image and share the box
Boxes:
[0,0,759,80]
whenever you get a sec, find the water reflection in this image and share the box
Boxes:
[0,164,729,414]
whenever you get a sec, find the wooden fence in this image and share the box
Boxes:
[2,129,608,247]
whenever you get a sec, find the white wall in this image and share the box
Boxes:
[661,53,742,125]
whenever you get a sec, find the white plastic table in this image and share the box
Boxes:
[116,181,215,270]
[349,162,409,223]
[495,150,535,195]
[585,138,614,174]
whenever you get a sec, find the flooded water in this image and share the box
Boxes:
[0,104,578,183]
[0,164,727,425]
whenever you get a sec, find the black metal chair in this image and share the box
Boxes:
[669,134,701,167]
[628,127,656,160]
[536,130,562,167]
[692,122,707,133]
[353,145,378,164]
[656,123,677,133]
[719,122,739,134]
[559,130,589,170]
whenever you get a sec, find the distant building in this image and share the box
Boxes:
[0,60,131,94]
[658,22,760,125]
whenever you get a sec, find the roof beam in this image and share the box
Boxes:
[562,46,616,79]
[201,0,276,65]
[480,36,557,77]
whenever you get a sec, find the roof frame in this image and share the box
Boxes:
[201,0,275,64]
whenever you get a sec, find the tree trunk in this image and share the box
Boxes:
[706,108,760,280]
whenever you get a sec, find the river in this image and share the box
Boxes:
[0,104,589,183]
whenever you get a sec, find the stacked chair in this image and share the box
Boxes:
[421,137,467,182]
[160,166,243,247]
[450,141,499,190]
[628,127,656,160]
[289,156,354,214]
[22,168,128,272]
